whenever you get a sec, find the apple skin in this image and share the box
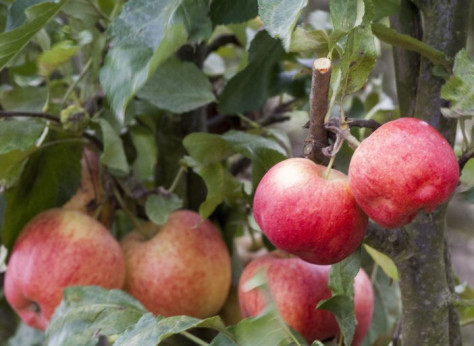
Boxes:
[121,210,231,318]
[4,208,125,331]
[253,157,368,265]
[238,252,374,345]
[348,117,459,229]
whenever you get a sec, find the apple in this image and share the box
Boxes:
[4,208,125,330]
[238,251,374,345]
[348,117,459,229]
[121,209,231,318]
[253,157,368,265]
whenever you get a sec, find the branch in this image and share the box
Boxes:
[363,222,409,260]
[0,111,60,123]
[303,58,331,165]
[459,147,474,171]
[205,34,240,57]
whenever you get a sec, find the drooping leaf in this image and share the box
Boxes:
[210,0,258,25]
[1,138,82,250]
[318,249,361,346]
[337,24,376,97]
[218,31,284,115]
[137,58,216,114]
[364,244,399,281]
[441,49,474,118]
[96,118,130,176]
[99,0,212,123]
[145,193,183,225]
[38,40,80,77]
[45,286,147,346]
[130,125,157,182]
[257,0,308,50]
[0,0,69,71]
[114,313,229,345]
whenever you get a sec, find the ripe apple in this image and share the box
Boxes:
[4,208,125,330]
[348,117,459,228]
[238,251,374,345]
[121,209,231,318]
[253,157,368,265]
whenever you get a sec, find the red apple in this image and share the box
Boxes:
[253,157,368,265]
[348,117,459,229]
[238,252,374,345]
[121,210,231,318]
[4,208,125,330]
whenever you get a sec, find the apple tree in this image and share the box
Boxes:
[0,0,474,345]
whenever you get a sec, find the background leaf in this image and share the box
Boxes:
[1,138,81,250]
[137,58,216,114]
[100,0,211,122]
[0,0,69,70]
[210,0,258,25]
[96,119,130,176]
[257,0,308,50]
[218,31,284,115]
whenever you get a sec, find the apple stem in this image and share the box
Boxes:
[167,165,186,194]
[323,155,336,180]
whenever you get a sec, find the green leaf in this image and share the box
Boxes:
[5,0,47,31]
[96,118,130,176]
[257,0,308,51]
[145,193,183,225]
[218,31,284,115]
[455,283,474,326]
[318,250,361,346]
[330,0,363,33]
[289,27,329,55]
[183,133,234,165]
[441,49,474,118]
[6,322,44,346]
[338,24,376,96]
[364,244,399,281]
[0,121,45,155]
[38,40,80,77]
[100,0,211,123]
[0,0,69,71]
[137,58,216,114]
[130,126,157,182]
[114,313,229,345]
[1,139,82,250]
[45,286,147,346]
[368,0,400,21]
[210,0,258,25]
[222,130,287,188]
[0,86,47,112]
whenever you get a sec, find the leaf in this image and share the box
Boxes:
[364,244,399,281]
[45,286,147,346]
[455,283,474,326]
[289,26,329,56]
[257,0,308,51]
[210,0,258,25]
[368,0,400,20]
[338,24,376,96]
[96,119,130,176]
[137,58,216,114]
[145,193,183,225]
[330,0,363,33]
[130,126,157,182]
[441,49,474,118]
[1,139,82,250]
[0,120,45,155]
[6,322,45,346]
[218,30,284,115]
[38,40,80,77]
[5,0,47,31]
[183,133,234,165]
[1,86,47,112]
[114,313,229,345]
[318,249,361,346]
[0,0,69,71]
[100,0,212,123]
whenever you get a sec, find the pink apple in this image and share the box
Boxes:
[238,251,374,344]
[4,208,125,330]
[253,157,368,265]
[121,209,231,318]
[348,117,459,229]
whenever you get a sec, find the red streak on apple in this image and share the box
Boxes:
[348,117,459,228]
[253,158,368,265]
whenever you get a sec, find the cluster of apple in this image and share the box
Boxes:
[243,117,459,344]
[4,150,232,331]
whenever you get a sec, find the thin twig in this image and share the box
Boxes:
[0,111,60,123]
[205,34,240,57]
[303,58,331,165]
[346,118,381,131]
[459,147,474,172]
